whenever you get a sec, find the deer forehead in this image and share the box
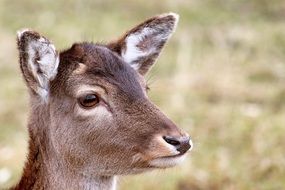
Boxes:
[58,44,146,99]
[62,44,132,77]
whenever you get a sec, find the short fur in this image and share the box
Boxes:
[12,13,192,190]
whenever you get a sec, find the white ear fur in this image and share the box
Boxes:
[121,13,179,72]
[17,29,59,101]
[122,27,157,69]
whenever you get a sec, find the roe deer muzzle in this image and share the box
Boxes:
[13,12,193,190]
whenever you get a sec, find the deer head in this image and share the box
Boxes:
[17,13,192,181]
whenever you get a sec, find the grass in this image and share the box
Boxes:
[0,0,285,189]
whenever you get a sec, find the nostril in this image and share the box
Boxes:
[163,136,192,154]
[163,136,181,146]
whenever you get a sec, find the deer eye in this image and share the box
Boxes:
[78,94,99,108]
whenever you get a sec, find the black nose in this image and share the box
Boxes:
[163,136,191,154]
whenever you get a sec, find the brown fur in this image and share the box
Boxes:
[12,13,191,190]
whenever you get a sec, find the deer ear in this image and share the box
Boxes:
[17,29,59,101]
[108,13,179,75]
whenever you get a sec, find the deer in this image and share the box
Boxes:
[12,13,193,190]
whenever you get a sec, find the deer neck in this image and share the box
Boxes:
[14,102,116,190]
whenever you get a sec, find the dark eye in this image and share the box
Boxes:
[78,94,99,108]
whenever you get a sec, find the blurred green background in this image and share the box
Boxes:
[1,0,285,189]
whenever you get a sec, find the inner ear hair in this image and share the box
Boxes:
[108,13,179,76]
[17,29,59,101]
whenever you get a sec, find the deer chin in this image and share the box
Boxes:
[149,154,187,168]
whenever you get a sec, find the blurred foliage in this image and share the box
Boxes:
[0,0,285,189]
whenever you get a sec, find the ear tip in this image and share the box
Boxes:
[167,12,180,21]
[157,12,180,30]
[17,28,32,39]
[17,28,42,42]
[158,12,180,22]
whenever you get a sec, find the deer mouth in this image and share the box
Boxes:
[149,153,187,168]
